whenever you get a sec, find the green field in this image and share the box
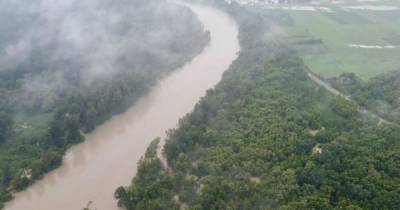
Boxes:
[275,1,400,80]
[0,112,52,164]
[13,113,52,138]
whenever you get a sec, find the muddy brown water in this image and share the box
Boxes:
[5,1,240,210]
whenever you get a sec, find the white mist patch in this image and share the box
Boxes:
[0,40,31,70]
[229,0,259,6]
[282,6,333,12]
[310,1,321,5]
[358,0,379,2]
[348,44,397,49]
[343,5,400,11]
[0,0,211,114]
[225,0,335,12]
[264,5,334,12]
[331,0,344,4]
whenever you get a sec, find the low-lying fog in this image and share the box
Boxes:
[0,0,207,112]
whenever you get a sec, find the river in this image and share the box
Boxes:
[5,1,240,210]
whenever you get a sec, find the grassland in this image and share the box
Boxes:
[274,1,400,80]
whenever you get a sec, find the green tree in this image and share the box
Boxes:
[0,111,13,143]
[115,186,133,210]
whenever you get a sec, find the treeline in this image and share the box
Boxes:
[115,138,179,209]
[117,53,400,210]
[116,1,400,209]
[0,0,209,207]
[329,71,400,123]
[0,91,12,144]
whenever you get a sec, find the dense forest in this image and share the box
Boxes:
[329,71,400,124]
[0,0,209,207]
[116,0,400,209]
